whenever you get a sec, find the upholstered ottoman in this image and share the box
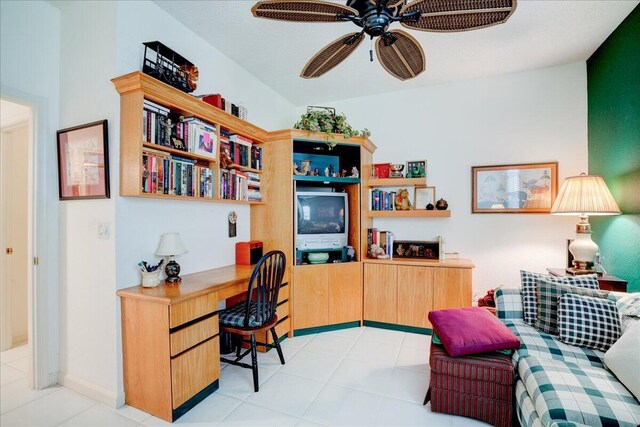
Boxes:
[426,343,515,427]
[424,307,520,427]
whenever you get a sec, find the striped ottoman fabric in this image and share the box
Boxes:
[428,344,515,427]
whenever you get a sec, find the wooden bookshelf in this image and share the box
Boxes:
[367,209,451,218]
[112,72,266,204]
[368,177,426,187]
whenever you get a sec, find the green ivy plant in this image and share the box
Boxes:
[294,108,370,147]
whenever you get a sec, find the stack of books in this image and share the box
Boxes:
[142,147,213,198]
[370,189,396,211]
[142,100,170,146]
[246,171,262,202]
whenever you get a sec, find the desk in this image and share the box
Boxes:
[546,268,628,292]
[117,264,291,422]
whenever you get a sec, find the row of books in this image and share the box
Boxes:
[370,189,397,211]
[143,99,218,160]
[142,148,214,198]
[367,228,395,259]
[220,169,249,201]
[200,94,248,120]
[220,130,263,170]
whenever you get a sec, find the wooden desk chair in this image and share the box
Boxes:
[219,250,286,392]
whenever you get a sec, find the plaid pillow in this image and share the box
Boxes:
[520,271,599,326]
[558,293,621,351]
[535,278,609,335]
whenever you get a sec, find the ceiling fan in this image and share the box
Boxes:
[252,0,517,80]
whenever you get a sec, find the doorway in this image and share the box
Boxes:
[0,98,33,384]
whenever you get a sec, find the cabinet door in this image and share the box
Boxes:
[363,264,397,323]
[432,268,472,311]
[328,262,362,324]
[397,266,433,328]
[292,265,329,330]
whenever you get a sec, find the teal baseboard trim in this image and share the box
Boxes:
[363,321,432,335]
[294,321,361,336]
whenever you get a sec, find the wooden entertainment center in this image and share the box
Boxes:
[114,72,473,421]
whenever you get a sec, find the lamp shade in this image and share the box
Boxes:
[551,174,621,216]
[155,232,187,256]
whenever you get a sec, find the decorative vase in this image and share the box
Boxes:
[426,203,434,210]
[436,198,448,210]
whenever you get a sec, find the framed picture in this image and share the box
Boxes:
[392,240,439,259]
[471,162,558,213]
[57,120,110,200]
[414,186,436,209]
[406,160,427,178]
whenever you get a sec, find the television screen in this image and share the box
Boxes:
[297,194,346,235]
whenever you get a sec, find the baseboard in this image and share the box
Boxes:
[363,320,432,335]
[294,321,361,336]
[57,372,120,408]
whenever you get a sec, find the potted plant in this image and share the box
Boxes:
[294,106,370,147]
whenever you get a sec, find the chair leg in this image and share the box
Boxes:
[270,327,285,365]
[250,334,259,392]
[423,387,431,405]
[235,334,242,358]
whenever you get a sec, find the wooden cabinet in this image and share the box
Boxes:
[363,259,473,330]
[293,262,362,331]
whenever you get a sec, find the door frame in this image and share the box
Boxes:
[1,87,60,389]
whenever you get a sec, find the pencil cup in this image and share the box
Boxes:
[141,270,161,288]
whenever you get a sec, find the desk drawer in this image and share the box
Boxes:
[170,315,218,357]
[276,301,290,319]
[171,337,219,409]
[170,293,217,329]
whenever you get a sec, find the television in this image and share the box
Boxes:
[295,191,349,250]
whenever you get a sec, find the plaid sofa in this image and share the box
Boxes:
[496,288,640,427]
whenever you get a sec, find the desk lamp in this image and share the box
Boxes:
[551,174,620,274]
[156,232,187,283]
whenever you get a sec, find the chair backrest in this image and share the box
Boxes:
[242,250,286,328]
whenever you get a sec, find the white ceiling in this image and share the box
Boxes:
[154,0,638,106]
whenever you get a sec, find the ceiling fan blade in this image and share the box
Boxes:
[369,0,406,8]
[301,32,364,78]
[400,0,516,32]
[375,30,425,80]
[252,0,358,23]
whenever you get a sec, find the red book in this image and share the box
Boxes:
[202,94,223,109]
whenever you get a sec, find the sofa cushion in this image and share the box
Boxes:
[521,271,599,326]
[503,320,605,369]
[519,355,640,427]
[428,307,520,357]
[535,279,609,335]
[605,321,640,402]
[557,294,621,352]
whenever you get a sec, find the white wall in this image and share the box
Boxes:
[55,0,119,405]
[304,63,587,295]
[0,0,60,387]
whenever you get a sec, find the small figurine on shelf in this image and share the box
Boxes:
[313,168,320,176]
[341,168,348,177]
[436,198,449,210]
[329,164,334,176]
[426,203,435,210]
[369,244,389,259]
[350,167,359,178]
[324,167,330,177]
[394,188,412,210]
[293,162,305,175]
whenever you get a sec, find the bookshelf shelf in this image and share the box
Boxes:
[142,142,216,163]
[367,210,451,218]
[367,177,426,187]
[292,175,360,184]
[113,71,266,202]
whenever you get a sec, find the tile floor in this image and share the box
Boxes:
[0,328,489,426]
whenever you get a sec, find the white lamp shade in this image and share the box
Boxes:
[155,233,187,256]
[551,175,621,216]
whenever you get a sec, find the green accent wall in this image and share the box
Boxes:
[587,5,640,292]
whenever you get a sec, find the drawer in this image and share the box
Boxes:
[266,317,291,344]
[276,301,290,320]
[170,315,218,357]
[170,293,217,329]
[171,337,220,409]
[277,283,289,304]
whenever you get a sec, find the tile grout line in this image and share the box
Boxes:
[52,402,101,427]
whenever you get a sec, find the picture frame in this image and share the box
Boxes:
[414,186,436,210]
[406,160,427,178]
[471,162,558,213]
[57,120,110,200]
[392,240,439,259]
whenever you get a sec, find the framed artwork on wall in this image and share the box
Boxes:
[471,162,558,213]
[57,120,110,200]
[406,160,427,178]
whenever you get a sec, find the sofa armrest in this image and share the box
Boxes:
[495,287,524,321]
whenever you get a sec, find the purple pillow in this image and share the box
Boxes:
[428,307,521,357]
